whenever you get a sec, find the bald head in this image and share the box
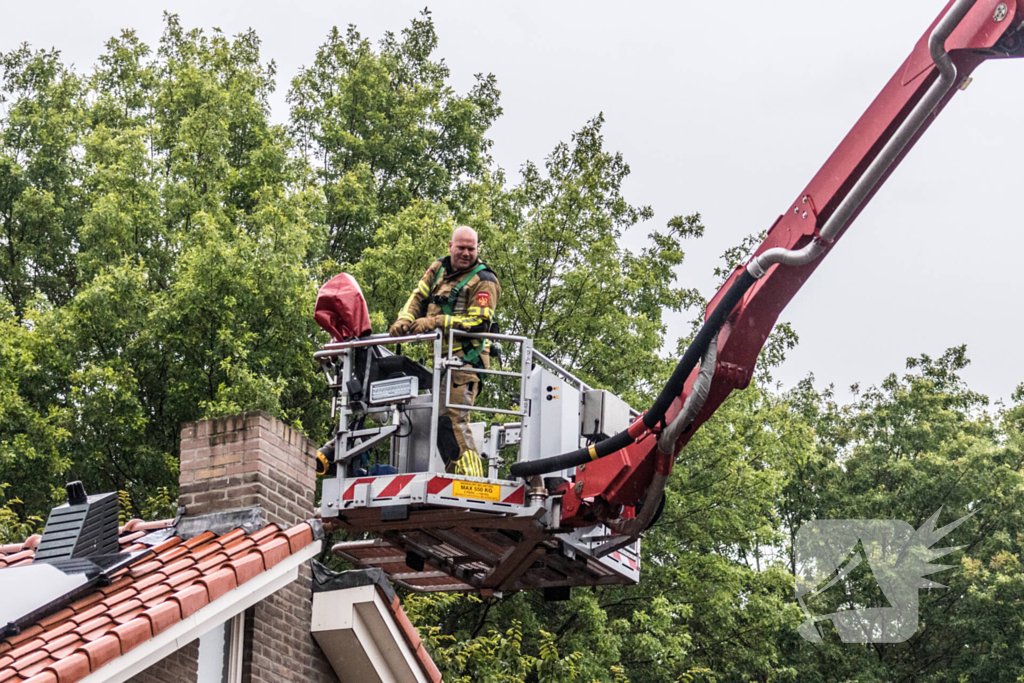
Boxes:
[449,225,479,271]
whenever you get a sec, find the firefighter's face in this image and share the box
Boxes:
[449,231,478,270]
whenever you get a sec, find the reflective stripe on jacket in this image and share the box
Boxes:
[398,256,501,368]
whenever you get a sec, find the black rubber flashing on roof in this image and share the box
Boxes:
[310,561,397,604]
[175,506,264,540]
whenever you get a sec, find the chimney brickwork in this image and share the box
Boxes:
[130,411,337,683]
[178,411,319,527]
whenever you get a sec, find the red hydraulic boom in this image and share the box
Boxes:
[511,0,1024,529]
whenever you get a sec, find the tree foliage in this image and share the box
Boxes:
[288,10,501,263]
[3,12,1024,683]
[0,17,328,519]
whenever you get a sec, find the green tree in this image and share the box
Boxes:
[0,299,68,526]
[354,115,702,405]
[1,16,330,520]
[10,12,1024,683]
[0,44,84,317]
[288,10,501,263]
[487,114,702,403]
[776,348,1024,682]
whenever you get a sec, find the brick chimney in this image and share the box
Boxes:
[165,411,337,683]
[178,411,319,526]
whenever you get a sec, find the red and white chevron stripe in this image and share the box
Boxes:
[338,472,528,512]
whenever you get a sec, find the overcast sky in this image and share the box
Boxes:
[5,0,1022,403]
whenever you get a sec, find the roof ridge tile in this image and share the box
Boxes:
[119,520,143,534]
[0,550,34,566]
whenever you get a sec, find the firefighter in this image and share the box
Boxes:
[388,226,500,478]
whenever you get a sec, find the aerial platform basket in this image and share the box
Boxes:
[314,317,643,596]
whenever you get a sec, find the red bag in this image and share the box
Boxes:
[314,273,372,342]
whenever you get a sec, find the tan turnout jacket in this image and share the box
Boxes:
[398,256,501,375]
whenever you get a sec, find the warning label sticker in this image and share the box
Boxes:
[452,480,500,502]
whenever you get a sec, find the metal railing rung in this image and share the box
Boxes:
[444,403,526,417]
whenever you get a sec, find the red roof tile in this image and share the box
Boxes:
[227,554,263,585]
[0,521,174,569]
[382,591,442,683]
[0,521,318,683]
[196,569,236,601]
[75,635,120,670]
[109,620,150,652]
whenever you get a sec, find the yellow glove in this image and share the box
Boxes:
[315,450,330,476]
[389,318,413,337]
[409,316,442,335]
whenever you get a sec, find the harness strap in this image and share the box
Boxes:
[428,262,491,368]
[430,263,488,315]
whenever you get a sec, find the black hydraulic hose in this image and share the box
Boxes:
[644,269,756,429]
[509,270,756,479]
[509,427,635,479]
